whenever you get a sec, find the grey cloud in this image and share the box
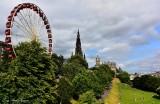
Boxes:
[129,35,148,46]
[125,51,160,73]
[1,0,160,72]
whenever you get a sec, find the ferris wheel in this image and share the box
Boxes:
[5,3,53,58]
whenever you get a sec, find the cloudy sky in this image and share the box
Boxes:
[1,0,160,73]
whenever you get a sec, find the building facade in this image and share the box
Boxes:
[95,55,100,67]
[95,55,117,74]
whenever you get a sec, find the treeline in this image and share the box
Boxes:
[0,41,115,104]
[116,69,132,85]
[133,75,160,93]
[57,55,115,103]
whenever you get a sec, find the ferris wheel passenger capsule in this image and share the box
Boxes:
[5,37,11,43]
[5,29,10,35]
[6,22,11,28]
[9,52,15,59]
[8,16,13,21]
[46,25,50,29]
[6,45,12,51]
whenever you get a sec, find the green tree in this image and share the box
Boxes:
[93,69,110,90]
[0,50,11,71]
[51,53,65,76]
[98,64,115,80]
[117,71,131,85]
[133,77,141,88]
[62,62,85,81]
[156,86,160,96]
[0,40,58,103]
[68,55,88,69]
[133,75,160,93]
[72,70,102,97]
[78,90,96,104]
[91,64,114,91]
[57,77,73,104]
[135,75,160,92]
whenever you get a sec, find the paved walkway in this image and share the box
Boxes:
[101,83,112,99]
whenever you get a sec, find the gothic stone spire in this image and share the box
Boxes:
[75,29,83,56]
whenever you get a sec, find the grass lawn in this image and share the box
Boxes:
[71,78,160,104]
[104,78,120,104]
[119,83,160,104]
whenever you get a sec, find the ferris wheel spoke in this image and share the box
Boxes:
[28,9,39,39]
[21,9,33,30]
[29,10,36,33]
[39,38,48,42]
[17,12,30,31]
[19,11,36,37]
[39,25,46,37]
[12,33,30,38]
[27,9,35,36]
[13,21,31,36]
[16,14,31,35]
[38,38,49,48]
[37,15,43,35]
[33,11,39,36]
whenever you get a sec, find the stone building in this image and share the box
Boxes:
[103,61,117,74]
[95,55,117,74]
[95,55,100,67]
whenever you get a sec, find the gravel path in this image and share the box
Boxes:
[101,83,112,99]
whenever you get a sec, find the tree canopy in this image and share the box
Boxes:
[0,40,58,103]
[62,62,85,81]
[51,53,65,76]
[117,71,131,85]
[133,75,160,92]
[67,55,88,69]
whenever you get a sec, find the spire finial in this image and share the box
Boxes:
[77,29,80,37]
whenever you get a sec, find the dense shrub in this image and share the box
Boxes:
[133,75,160,92]
[72,70,103,97]
[78,90,96,104]
[92,64,114,90]
[51,53,65,76]
[57,77,73,103]
[98,64,115,78]
[156,86,160,96]
[67,55,88,69]
[72,64,114,98]
[117,71,132,85]
[132,77,141,88]
[62,62,85,81]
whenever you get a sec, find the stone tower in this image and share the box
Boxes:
[110,62,117,73]
[75,29,83,56]
[95,55,100,67]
